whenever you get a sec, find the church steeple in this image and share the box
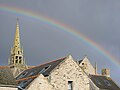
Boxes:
[14,18,21,49]
[8,19,27,76]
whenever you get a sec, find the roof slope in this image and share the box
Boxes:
[78,60,83,64]
[16,57,65,89]
[0,66,16,85]
[90,75,120,90]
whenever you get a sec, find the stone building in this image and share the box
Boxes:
[16,55,89,90]
[78,56,96,75]
[78,57,120,90]
[8,19,27,77]
[89,74,120,90]
[15,55,120,90]
[0,66,19,90]
[0,20,120,90]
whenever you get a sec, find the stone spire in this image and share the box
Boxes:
[8,19,27,77]
[14,18,21,49]
[9,19,24,65]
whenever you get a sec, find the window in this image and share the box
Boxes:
[19,81,27,88]
[17,72,28,79]
[95,79,101,85]
[19,60,22,64]
[16,60,18,63]
[16,56,18,59]
[82,63,84,65]
[28,71,34,76]
[68,81,73,90]
[104,80,111,86]
[19,57,22,59]
[39,65,51,74]
[19,79,32,88]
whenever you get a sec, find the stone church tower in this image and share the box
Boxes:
[8,19,27,77]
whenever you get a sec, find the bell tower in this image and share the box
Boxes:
[8,19,27,76]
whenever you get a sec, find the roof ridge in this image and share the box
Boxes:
[25,57,66,71]
[90,74,105,76]
[0,66,8,69]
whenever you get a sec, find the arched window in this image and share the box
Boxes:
[16,60,18,63]
[16,56,18,59]
[19,57,22,60]
[19,60,22,64]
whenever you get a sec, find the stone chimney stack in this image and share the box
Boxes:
[101,68,110,77]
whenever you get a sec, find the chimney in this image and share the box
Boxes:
[101,68,110,77]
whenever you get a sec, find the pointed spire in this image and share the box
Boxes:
[14,18,21,48]
[8,19,27,77]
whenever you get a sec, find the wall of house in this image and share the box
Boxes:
[48,55,89,90]
[27,74,54,90]
[10,67,20,77]
[0,87,17,90]
[79,57,95,75]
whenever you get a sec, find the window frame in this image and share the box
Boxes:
[68,81,73,90]
[104,80,111,86]
[39,65,51,74]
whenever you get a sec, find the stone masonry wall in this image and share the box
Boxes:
[0,87,17,90]
[48,55,89,90]
[27,74,54,90]
[79,57,95,75]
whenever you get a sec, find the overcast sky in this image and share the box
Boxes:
[0,0,120,85]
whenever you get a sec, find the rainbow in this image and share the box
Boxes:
[0,4,120,68]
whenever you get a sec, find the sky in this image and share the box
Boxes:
[0,0,120,85]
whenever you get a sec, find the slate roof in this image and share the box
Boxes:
[0,66,16,85]
[16,57,66,89]
[78,60,83,64]
[90,75,120,90]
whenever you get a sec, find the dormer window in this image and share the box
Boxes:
[28,71,35,77]
[95,79,101,85]
[104,80,111,86]
[17,71,28,80]
[19,79,32,88]
[39,65,51,74]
